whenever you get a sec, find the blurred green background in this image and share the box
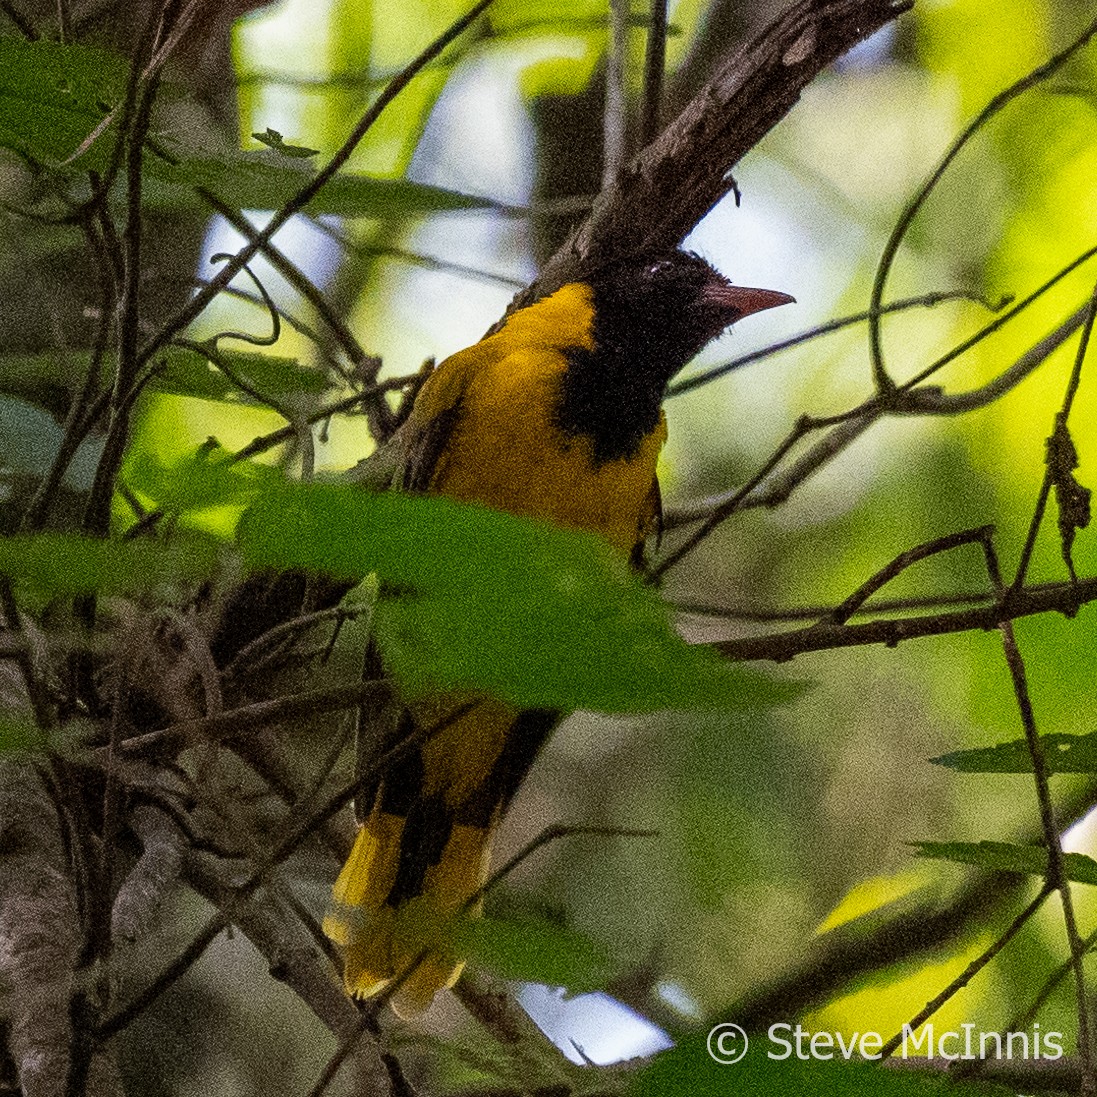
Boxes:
[4,0,1097,1092]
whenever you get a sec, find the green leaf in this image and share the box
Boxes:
[456,913,614,993]
[0,347,332,410]
[237,482,803,713]
[632,1032,1012,1097]
[153,346,333,403]
[912,840,1097,885]
[0,36,125,167]
[250,127,319,158]
[125,450,277,516]
[0,532,223,605]
[144,148,505,217]
[933,731,1097,773]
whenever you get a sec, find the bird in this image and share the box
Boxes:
[321,249,793,1016]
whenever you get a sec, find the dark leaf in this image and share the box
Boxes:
[0,36,125,167]
[912,840,1097,885]
[250,127,319,158]
[1047,414,1091,581]
[145,148,505,217]
[932,731,1097,774]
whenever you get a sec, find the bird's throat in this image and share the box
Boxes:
[555,345,667,466]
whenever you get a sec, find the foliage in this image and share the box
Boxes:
[0,0,1096,1096]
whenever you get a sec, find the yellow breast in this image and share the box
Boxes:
[410,281,666,556]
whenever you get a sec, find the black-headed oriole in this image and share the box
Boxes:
[322,250,792,1015]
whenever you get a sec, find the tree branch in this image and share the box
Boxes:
[511,0,911,308]
[709,574,1095,663]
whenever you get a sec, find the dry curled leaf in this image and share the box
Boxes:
[1047,414,1091,580]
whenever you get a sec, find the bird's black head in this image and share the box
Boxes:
[556,249,793,465]
[587,250,793,382]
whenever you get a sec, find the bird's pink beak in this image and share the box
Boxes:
[704,283,796,319]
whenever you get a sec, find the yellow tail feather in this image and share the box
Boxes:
[323,810,492,1017]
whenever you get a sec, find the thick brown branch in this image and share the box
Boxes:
[512,0,911,307]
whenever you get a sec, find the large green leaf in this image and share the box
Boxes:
[143,148,505,217]
[237,481,803,713]
[912,840,1097,885]
[0,35,502,219]
[152,346,334,403]
[0,532,222,605]
[0,347,332,409]
[632,1031,1012,1097]
[0,35,124,167]
[932,731,1097,774]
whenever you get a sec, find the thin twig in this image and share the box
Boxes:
[650,418,814,577]
[878,885,1052,1059]
[117,681,387,756]
[1012,281,1097,592]
[977,530,1096,1093]
[309,823,656,1096]
[640,0,668,145]
[669,585,1003,622]
[221,605,363,682]
[603,0,629,188]
[82,3,170,538]
[138,0,495,368]
[228,376,417,464]
[710,573,1097,663]
[97,701,477,1038]
[661,268,1096,547]
[867,15,1097,392]
[200,195,369,380]
[511,0,910,310]
[954,922,1097,1082]
[896,244,1097,404]
[819,526,994,627]
[308,218,525,288]
[668,289,1009,399]
[720,780,1097,1035]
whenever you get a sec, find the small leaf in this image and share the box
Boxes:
[456,914,614,993]
[153,346,333,404]
[0,348,333,409]
[911,839,1097,885]
[933,731,1097,773]
[250,127,319,158]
